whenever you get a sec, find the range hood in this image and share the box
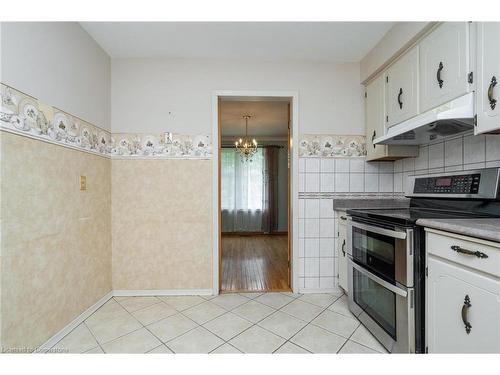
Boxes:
[374,92,475,145]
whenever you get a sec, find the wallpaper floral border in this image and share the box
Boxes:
[2,84,365,160]
[299,134,366,157]
[0,84,212,159]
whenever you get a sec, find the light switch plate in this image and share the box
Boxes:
[80,175,87,191]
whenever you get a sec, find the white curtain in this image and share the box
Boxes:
[221,148,265,232]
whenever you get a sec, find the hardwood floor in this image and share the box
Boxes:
[221,234,289,292]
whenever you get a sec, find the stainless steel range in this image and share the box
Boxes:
[346,168,500,353]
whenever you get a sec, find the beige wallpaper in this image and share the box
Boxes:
[111,159,213,291]
[1,132,112,350]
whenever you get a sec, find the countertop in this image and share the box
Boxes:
[416,218,500,243]
[332,198,410,211]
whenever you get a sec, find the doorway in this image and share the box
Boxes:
[218,97,292,293]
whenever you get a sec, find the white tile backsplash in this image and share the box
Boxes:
[349,158,365,173]
[486,135,500,161]
[319,199,335,218]
[320,173,334,193]
[334,173,350,192]
[335,159,350,173]
[304,199,320,218]
[305,158,320,173]
[320,158,335,173]
[444,137,463,167]
[298,132,500,292]
[319,258,334,277]
[319,218,336,238]
[463,135,486,164]
[305,258,320,277]
[305,173,320,192]
[379,173,394,192]
[414,146,429,171]
[304,218,320,238]
[428,142,444,169]
[349,174,364,192]
[304,238,320,258]
[364,173,379,192]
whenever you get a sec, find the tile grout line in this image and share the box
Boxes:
[272,293,344,353]
[54,292,383,354]
[83,321,106,353]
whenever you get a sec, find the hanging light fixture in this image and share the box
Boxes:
[235,115,258,161]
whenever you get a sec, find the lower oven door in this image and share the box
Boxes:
[348,259,415,353]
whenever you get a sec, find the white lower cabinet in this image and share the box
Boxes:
[426,229,500,353]
[337,211,348,292]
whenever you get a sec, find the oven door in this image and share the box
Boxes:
[348,259,415,353]
[347,218,414,288]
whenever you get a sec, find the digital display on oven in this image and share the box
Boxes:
[435,177,452,187]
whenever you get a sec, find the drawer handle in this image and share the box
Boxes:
[397,88,403,109]
[461,295,472,335]
[341,239,346,256]
[488,76,497,110]
[340,216,347,221]
[437,62,444,88]
[451,245,489,259]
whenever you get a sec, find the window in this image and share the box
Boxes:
[221,148,264,211]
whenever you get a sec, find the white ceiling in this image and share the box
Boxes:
[220,100,289,138]
[80,22,394,62]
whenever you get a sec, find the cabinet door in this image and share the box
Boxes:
[385,46,419,127]
[366,75,388,160]
[419,22,471,113]
[427,256,500,353]
[337,212,348,292]
[475,22,500,135]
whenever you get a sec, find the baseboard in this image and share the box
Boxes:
[113,289,214,297]
[35,290,113,353]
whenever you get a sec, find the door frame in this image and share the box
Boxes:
[211,90,299,295]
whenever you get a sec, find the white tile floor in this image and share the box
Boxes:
[50,292,388,354]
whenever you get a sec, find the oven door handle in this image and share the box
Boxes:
[351,261,408,297]
[349,220,407,240]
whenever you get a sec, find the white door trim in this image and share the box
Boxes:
[211,90,299,295]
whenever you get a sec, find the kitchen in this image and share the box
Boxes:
[0,6,499,367]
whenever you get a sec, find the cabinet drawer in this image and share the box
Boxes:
[426,229,500,277]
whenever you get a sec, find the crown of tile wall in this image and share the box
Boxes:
[0,84,212,159]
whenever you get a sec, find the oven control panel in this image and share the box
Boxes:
[414,174,481,194]
[406,168,500,199]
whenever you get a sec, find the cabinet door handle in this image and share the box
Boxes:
[372,130,376,148]
[461,295,472,334]
[341,239,346,256]
[451,245,489,259]
[437,61,444,88]
[397,88,403,109]
[340,216,347,221]
[488,76,497,110]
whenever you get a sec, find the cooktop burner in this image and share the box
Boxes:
[346,206,498,226]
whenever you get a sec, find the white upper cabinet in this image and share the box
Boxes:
[385,46,419,127]
[365,75,387,160]
[365,75,418,161]
[475,22,500,134]
[419,22,471,113]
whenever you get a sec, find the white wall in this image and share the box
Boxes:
[1,22,111,130]
[360,22,433,83]
[111,58,364,135]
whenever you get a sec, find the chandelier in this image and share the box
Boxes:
[235,115,258,161]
